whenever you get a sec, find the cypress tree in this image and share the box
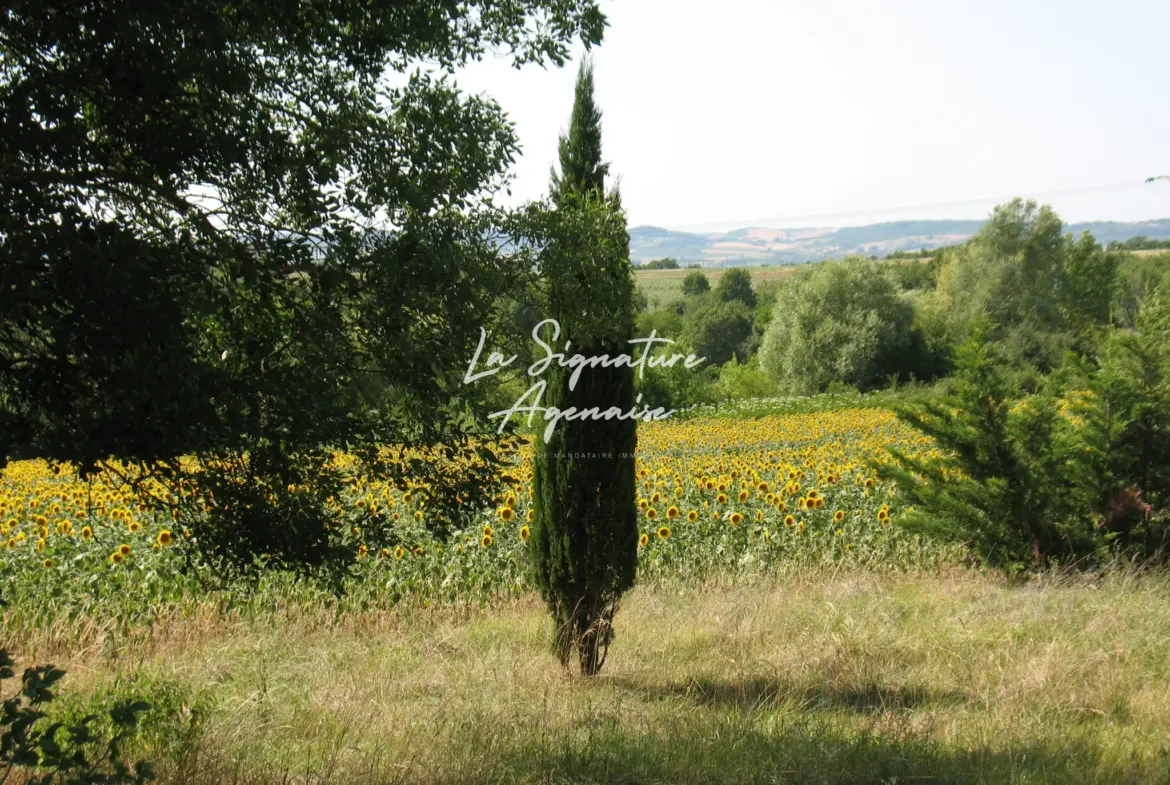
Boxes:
[531,57,638,676]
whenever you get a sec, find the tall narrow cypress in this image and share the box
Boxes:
[531,58,638,676]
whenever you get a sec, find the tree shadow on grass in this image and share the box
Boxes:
[483,727,1149,785]
[609,674,970,714]
[168,708,1156,785]
[161,676,1154,785]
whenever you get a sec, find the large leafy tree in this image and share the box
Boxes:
[681,270,710,296]
[0,1,605,576]
[715,267,757,308]
[921,200,1120,376]
[530,58,638,676]
[683,300,754,367]
[758,256,916,394]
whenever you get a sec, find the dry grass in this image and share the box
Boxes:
[29,567,1170,784]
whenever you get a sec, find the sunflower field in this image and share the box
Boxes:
[0,406,962,632]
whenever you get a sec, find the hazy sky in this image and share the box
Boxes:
[453,0,1170,232]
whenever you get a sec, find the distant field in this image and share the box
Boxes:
[635,265,801,307]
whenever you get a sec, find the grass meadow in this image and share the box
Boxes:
[18,568,1170,785]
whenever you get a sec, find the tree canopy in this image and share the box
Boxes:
[715,268,757,308]
[681,270,710,296]
[0,0,607,575]
[758,257,914,394]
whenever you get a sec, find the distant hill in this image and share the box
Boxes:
[630,218,1170,266]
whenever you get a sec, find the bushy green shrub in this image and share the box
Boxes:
[716,359,778,400]
[878,331,1097,571]
[881,302,1170,571]
[681,271,710,296]
[1,649,153,784]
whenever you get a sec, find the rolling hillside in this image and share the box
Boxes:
[631,218,1170,266]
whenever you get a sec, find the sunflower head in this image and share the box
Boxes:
[656,526,671,540]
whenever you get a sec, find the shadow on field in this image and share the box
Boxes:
[155,678,1146,785]
[479,727,1139,785]
[165,715,1147,785]
[610,674,970,713]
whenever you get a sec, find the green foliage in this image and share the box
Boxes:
[642,258,680,270]
[884,259,937,291]
[878,331,1096,571]
[530,62,638,676]
[1116,251,1170,327]
[681,271,711,296]
[1076,291,1170,549]
[715,268,757,308]
[758,257,918,395]
[923,200,1122,376]
[637,333,715,412]
[716,359,778,400]
[683,300,754,368]
[0,1,605,577]
[0,649,153,784]
[1059,232,1121,347]
[1108,236,1170,251]
[549,56,607,205]
[884,247,945,260]
[881,306,1170,571]
[636,308,684,340]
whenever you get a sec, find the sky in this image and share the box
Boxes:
[452,0,1170,233]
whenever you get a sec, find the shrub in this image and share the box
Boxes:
[881,307,1170,571]
[681,271,710,297]
[878,330,1097,571]
[0,649,153,785]
[715,268,756,308]
[716,359,777,400]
